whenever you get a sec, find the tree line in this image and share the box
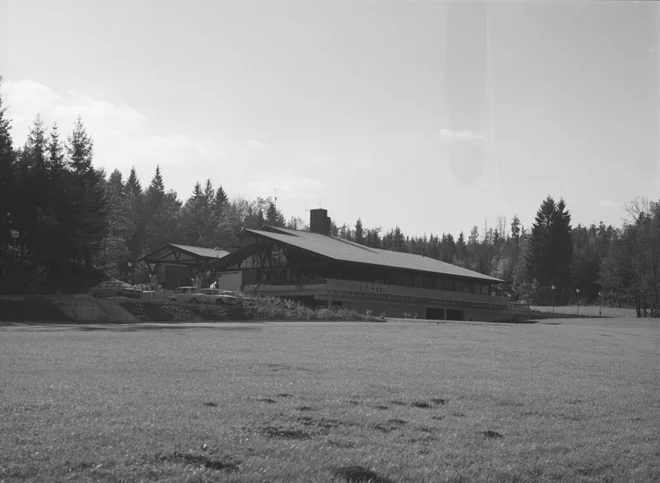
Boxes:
[0,78,657,316]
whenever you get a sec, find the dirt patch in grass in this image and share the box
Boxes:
[411,401,431,409]
[390,400,407,406]
[372,419,408,433]
[156,452,241,472]
[296,405,313,411]
[483,430,504,439]
[327,439,357,449]
[203,402,218,407]
[431,415,444,421]
[276,393,293,398]
[333,465,395,483]
[375,405,389,410]
[296,416,359,435]
[257,398,277,404]
[430,398,446,406]
[260,426,311,440]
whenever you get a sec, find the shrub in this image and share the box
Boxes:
[243,296,384,322]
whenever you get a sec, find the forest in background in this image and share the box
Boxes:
[1,80,658,317]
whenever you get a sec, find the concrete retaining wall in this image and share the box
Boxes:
[49,295,138,323]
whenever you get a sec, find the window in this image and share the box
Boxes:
[442,279,454,291]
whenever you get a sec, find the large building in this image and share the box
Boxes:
[209,209,511,322]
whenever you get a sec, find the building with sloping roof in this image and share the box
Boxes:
[140,244,230,272]
[209,209,511,322]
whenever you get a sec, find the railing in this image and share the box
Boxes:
[325,279,509,307]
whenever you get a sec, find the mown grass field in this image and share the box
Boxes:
[1,318,659,482]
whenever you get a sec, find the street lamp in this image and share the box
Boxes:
[551,285,556,313]
[576,288,581,315]
[10,229,19,260]
[598,291,602,316]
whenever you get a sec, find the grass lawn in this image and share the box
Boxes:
[1,318,659,482]
[530,305,639,319]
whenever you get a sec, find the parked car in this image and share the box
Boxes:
[89,281,142,299]
[199,288,248,306]
[169,286,205,304]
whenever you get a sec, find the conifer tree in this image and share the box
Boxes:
[0,76,16,251]
[354,218,365,245]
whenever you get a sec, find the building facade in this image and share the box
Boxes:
[210,209,511,322]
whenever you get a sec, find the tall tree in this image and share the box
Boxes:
[66,117,108,268]
[47,122,65,172]
[0,76,16,257]
[265,202,286,227]
[354,218,365,245]
[125,167,145,262]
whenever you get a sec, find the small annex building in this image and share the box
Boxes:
[208,209,511,322]
[139,243,232,288]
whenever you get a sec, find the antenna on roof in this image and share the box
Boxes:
[305,202,309,215]
[274,189,277,209]
[318,202,322,209]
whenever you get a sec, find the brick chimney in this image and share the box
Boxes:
[310,208,331,235]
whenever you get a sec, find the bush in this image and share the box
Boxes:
[243,296,384,322]
[115,296,386,323]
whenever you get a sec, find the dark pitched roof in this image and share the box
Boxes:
[140,243,230,265]
[245,227,504,283]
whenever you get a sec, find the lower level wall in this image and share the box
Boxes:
[325,298,511,322]
[341,300,426,319]
[462,307,514,322]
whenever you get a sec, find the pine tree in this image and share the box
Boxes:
[354,218,365,245]
[192,181,203,199]
[203,179,214,204]
[215,186,229,208]
[0,76,16,250]
[550,198,573,289]
[149,165,165,196]
[65,117,108,268]
[67,116,93,174]
[265,202,286,227]
[455,231,468,266]
[126,167,143,198]
[124,167,145,262]
[393,226,406,252]
[526,196,573,295]
[47,122,65,172]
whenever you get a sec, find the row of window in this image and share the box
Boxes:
[328,290,508,310]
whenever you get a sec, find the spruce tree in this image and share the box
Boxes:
[214,186,228,208]
[65,116,108,268]
[0,76,16,250]
[354,218,365,245]
[526,196,573,291]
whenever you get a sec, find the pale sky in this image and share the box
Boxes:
[1,0,658,238]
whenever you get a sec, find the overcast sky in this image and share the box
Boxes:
[1,0,658,238]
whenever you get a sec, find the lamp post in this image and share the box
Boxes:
[10,229,19,260]
[576,288,581,315]
[598,291,602,316]
[551,285,556,313]
[127,262,133,285]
